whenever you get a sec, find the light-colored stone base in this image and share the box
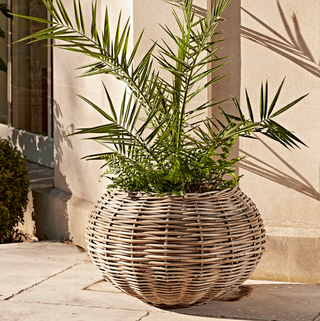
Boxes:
[20,162,92,249]
[251,227,320,283]
[22,186,92,250]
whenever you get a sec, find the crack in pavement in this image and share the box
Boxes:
[3,263,81,301]
[136,312,150,321]
[312,312,320,321]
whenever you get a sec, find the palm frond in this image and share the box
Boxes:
[226,79,308,148]
[12,0,308,195]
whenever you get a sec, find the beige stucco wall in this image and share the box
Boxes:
[240,1,320,282]
[54,0,209,203]
[52,0,209,248]
[239,1,320,230]
[53,0,133,203]
[24,0,320,281]
[45,0,134,247]
[216,0,320,282]
[132,0,209,128]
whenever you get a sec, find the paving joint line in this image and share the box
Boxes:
[3,263,82,301]
[4,299,166,313]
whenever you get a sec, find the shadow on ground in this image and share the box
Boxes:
[168,282,320,321]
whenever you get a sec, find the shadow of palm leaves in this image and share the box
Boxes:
[239,138,319,201]
[241,0,320,78]
[238,1,319,201]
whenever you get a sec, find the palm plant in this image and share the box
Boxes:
[14,0,307,196]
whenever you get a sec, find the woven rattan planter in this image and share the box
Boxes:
[86,186,265,307]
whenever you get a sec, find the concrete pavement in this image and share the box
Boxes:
[1,241,320,321]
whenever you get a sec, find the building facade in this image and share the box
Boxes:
[1,0,319,282]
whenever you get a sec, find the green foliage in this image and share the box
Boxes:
[0,139,29,242]
[102,136,242,195]
[13,0,308,196]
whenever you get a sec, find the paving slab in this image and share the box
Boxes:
[0,242,89,299]
[0,300,147,321]
[1,241,320,321]
[0,241,87,263]
[10,263,161,313]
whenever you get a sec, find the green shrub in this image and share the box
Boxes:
[0,139,29,242]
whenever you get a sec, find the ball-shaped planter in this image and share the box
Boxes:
[86,187,265,307]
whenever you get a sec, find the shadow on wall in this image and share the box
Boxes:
[213,0,242,167]
[36,99,75,241]
[239,137,320,201]
[9,129,54,167]
[241,0,320,78]
[238,1,320,201]
[54,99,74,169]
[26,100,75,242]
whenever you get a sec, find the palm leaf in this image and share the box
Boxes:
[12,0,308,195]
[270,94,308,118]
[228,80,308,149]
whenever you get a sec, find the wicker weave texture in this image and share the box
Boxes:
[86,187,265,307]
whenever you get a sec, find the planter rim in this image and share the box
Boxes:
[106,186,239,200]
